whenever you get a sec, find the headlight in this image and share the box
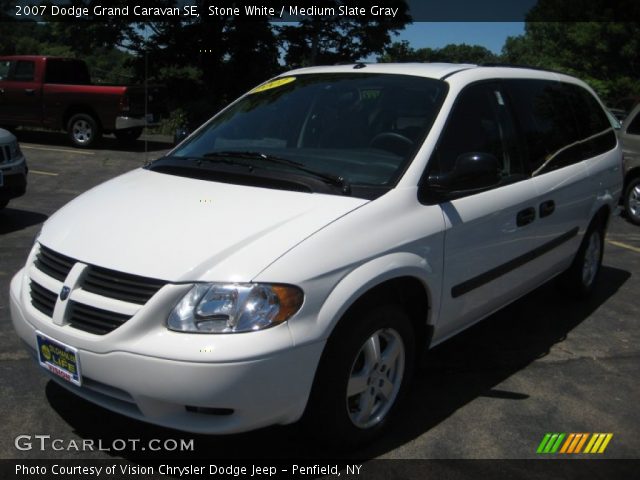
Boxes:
[9,140,21,159]
[167,283,304,333]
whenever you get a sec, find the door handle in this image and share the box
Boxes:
[24,88,35,96]
[539,200,555,218]
[516,207,536,227]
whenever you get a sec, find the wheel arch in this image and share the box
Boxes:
[62,105,103,131]
[310,252,437,358]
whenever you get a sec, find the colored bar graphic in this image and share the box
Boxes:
[538,433,613,454]
[598,434,613,453]
[574,433,588,453]
[537,433,552,453]
[560,434,575,453]
[584,434,598,453]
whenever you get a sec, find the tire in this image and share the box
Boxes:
[67,113,101,148]
[114,127,143,144]
[624,177,640,226]
[303,303,415,448]
[562,217,605,298]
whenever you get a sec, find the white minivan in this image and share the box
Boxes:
[10,63,622,445]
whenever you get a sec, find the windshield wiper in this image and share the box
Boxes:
[204,151,351,195]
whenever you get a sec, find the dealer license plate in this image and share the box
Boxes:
[36,331,82,386]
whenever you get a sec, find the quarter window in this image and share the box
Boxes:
[505,79,615,176]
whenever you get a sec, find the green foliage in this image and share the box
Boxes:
[279,0,411,67]
[501,3,640,103]
[379,41,499,64]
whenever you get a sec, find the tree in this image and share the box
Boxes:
[379,41,498,64]
[501,0,640,102]
[278,0,411,67]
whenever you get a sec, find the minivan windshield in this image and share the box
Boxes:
[164,73,447,197]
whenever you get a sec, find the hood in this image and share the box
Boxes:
[40,169,367,282]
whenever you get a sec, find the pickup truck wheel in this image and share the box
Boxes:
[68,114,100,148]
[624,177,640,226]
[562,218,605,298]
[114,127,143,144]
[303,304,414,448]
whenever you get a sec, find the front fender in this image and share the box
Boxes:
[286,251,441,347]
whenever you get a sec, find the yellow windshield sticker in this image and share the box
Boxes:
[250,77,296,94]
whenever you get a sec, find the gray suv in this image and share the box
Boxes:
[0,128,27,209]
[619,103,640,225]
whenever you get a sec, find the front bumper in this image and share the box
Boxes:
[10,268,324,434]
[0,155,27,201]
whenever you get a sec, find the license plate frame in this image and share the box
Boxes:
[36,331,82,386]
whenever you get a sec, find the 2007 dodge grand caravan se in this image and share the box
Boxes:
[10,64,622,445]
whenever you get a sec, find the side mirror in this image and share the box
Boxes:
[420,152,500,202]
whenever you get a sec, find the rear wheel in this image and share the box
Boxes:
[303,304,415,448]
[562,217,605,298]
[624,177,640,226]
[67,113,100,148]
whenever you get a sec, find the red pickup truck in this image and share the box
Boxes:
[0,56,166,148]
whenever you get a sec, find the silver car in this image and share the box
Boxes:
[0,128,27,209]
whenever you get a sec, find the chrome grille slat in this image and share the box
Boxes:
[68,301,132,336]
[30,281,57,317]
[82,265,166,305]
[34,245,74,282]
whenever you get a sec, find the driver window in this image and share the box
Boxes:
[430,83,525,180]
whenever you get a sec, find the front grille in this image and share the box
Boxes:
[31,245,166,335]
[35,245,75,282]
[68,301,132,335]
[30,281,57,317]
[82,265,166,305]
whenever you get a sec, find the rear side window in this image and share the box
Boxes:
[12,61,35,81]
[626,112,640,135]
[0,61,10,80]
[505,79,615,176]
[45,59,90,84]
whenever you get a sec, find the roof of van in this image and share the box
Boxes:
[283,62,577,84]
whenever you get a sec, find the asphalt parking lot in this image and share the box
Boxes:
[1,130,639,466]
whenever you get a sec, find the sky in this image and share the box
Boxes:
[396,22,526,54]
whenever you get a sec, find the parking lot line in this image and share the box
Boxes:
[21,144,95,155]
[607,239,640,254]
[30,169,59,176]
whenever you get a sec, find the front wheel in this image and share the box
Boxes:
[624,177,640,226]
[562,219,605,298]
[67,113,101,148]
[303,304,415,448]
